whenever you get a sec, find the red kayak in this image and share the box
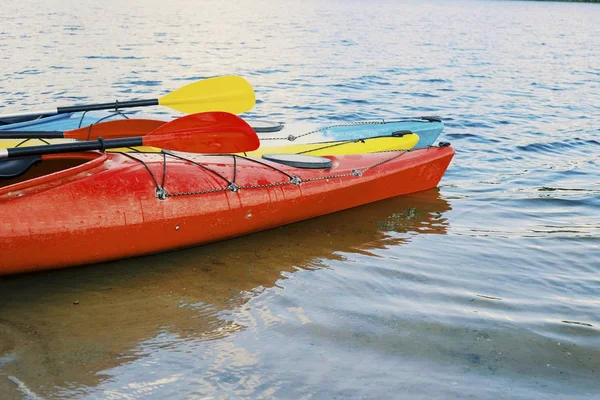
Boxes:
[0,146,454,275]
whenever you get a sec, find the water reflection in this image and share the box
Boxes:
[0,189,450,398]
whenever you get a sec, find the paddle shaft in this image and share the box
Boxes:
[57,99,158,113]
[0,131,69,139]
[0,100,158,121]
[0,137,143,159]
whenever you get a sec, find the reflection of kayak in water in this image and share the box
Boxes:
[0,188,451,396]
[277,187,452,261]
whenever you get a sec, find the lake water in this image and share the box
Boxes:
[1,0,599,398]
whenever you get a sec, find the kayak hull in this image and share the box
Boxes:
[0,147,454,275]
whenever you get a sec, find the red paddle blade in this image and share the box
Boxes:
[142,112,259,153]
[64,119,166,140]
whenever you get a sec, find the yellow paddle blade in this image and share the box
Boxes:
[158,75,255,114]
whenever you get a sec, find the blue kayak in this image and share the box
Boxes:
[0,111,131,132]
[0,111,444,149]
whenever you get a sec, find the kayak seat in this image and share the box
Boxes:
[392,130,413,137]
[247,120,284,133]
[0,155,42,179]
[421,116,442,123]
[262,154,332,169]
[0,156,93,189]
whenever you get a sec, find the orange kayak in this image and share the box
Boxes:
[0,146,454,275]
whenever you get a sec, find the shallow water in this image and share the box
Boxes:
[1,0,600,398]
